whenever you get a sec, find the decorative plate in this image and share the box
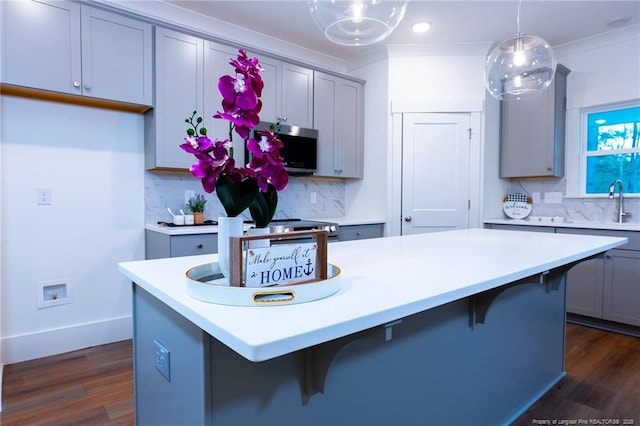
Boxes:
[502,193,533,219]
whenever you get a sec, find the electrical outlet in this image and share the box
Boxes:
[310,192,317,204]
[37,187,52,205]
[532,192,540,204]
[153,339,171,381]
[185,190,195,206]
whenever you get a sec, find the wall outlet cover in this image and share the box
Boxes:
[153,339,171,381]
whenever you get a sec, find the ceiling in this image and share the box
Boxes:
[164,0,640,61]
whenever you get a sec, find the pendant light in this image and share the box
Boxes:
[484,0,557,101]
[308,0,408,46]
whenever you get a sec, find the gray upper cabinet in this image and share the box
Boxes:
[500,64,570,178]
[146,28,204,170]
[1,0,152,106]
[314,72,364,178]
[205,42,244,165]
[259,56,314,128]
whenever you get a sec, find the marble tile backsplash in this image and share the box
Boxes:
[509,179,639,225]
[145,171,345,224]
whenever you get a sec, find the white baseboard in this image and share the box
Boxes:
[1,316,132,365]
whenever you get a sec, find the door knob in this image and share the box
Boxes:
[404,216,412,222]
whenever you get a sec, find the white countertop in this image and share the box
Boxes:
[146,217,386,235]
[119,228,626,362]
[146,223,221,235]
[485,218,639,232]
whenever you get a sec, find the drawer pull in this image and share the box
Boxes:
[197,244,204,249]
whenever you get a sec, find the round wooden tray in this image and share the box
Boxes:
[185,262,341,306]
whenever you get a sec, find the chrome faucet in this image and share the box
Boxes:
[608,179,631,223]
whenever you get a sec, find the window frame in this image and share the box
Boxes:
[577,100,640,197]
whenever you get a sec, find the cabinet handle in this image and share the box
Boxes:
[404,216,412,222]
[72,81,81,88]
[547,167,553,172]
[197,244,204,249]
[83,85,91,91]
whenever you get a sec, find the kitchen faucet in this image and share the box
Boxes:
[608,179,632,223]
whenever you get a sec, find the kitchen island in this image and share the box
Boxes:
[119,228,627,425]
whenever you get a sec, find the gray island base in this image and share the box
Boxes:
[120,229,627,425]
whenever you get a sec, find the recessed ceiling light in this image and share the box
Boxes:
[411,21,431,33]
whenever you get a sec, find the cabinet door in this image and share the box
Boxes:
[500,65,569,178]
[565,257,604,318]
[2,0,81,94]
[171,234,218,257]
[335,79,363,178]
[313,72,338,176]
[256,56,281,124]
[80,7,152,105]
[339,224,384,241]
[281,63,313,127]
[148,28,204,170]
[314,72,364,178]
[603,249,640,326]
[204,42,242,163]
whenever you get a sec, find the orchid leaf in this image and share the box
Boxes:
[249,185,278,228]
[215,175,258,217]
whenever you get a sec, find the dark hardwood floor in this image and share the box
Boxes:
[0,340,133,425]
[0,324,638,425]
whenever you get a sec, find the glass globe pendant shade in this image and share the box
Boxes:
[308,0,408,46]
[485,33,557,101]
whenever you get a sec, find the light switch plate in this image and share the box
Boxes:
[544,192,563,204]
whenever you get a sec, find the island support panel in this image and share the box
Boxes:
[133,272,567,425]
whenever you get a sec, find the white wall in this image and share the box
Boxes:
[382,45,506,230]
[346,57,390,223]
[0,96,145,363]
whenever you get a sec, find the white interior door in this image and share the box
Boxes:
[401,113,471,234]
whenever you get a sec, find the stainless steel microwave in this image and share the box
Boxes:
[248,121,318,175]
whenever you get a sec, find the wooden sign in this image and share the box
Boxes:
[228,230,328,287]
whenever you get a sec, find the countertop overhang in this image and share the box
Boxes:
[119,228,626,362]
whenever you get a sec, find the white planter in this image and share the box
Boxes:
[247,226,271,248]
[217,216,244,282]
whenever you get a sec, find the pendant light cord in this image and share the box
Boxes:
[516,0,522,35]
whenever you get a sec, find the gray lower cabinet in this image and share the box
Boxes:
[486,223,640,327]
[564,256,604,318]
[339,223,384,241]
[557,228,639,326]
[146,230,217,259]
[484,224,555,233]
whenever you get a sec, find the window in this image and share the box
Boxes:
[583,103,640,194]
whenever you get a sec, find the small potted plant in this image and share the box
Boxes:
[187,193,207,224]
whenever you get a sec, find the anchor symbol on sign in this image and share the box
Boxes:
[303,258,314,276]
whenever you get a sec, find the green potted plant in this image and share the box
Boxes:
[187,193,207,224]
